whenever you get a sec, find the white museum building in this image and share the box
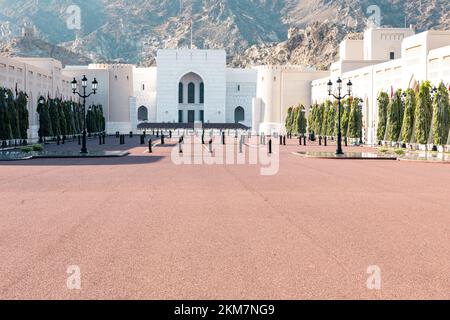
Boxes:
[1,26,450,143]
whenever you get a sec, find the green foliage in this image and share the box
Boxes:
[348,97,363,139]
[320,102,328,137]
[37,96,53,139]
[285,107,294,134]
[32,144,44,152]
[326,101,336,136]
[86,104,106,134]
[308,104,318,134]
[341,98,351,138]
[291,107,300,134]
[376,92,389,142]
[386,90,404,142]
[394,149,405,156]
[432,82,450,146]
[401,89,416,143]
[6,89,20,139]
[414,81,433,144]
[0,88,13,140]
[296,105,307,135]
[48,99,61,137]
[20,146,33,153]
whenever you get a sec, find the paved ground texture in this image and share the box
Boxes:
[0,136,449,300]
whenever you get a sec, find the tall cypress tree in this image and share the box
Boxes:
[308,104,317,135]
[16,91,29,139]
[57,99,67,136]
[37,97,53,139]
[285,107,294,134]
[376,92,389,142]
[0,88,13,140]
[432,82,450,146]
[342,98,351,138]
[6,89,20,139]
[298,105,307,136]
[348,97,361,139]
[327,101,336,137]
[414,81,433,145]
[320,102,328,137]
[401,89,416,144]
[386,90,404,142]
[48,99,61,137]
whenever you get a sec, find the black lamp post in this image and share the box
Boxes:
[71,76,98,154]
[328,78,353,155]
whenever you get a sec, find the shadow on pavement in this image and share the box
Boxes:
[0,155,165,167]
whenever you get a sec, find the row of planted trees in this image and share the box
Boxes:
[377,81,450,148]
[285,104,308,136]
[285,98,363,142]
[37,97,106,142]
[0,87,29,142]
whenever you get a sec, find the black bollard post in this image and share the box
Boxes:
[78,135,81,145]
[156,130,159,138]
[161,134,165,145]
[303,136,307,146]
[222,132,225,145]
[268,139,272,154]
[345,137,348,147]
[279,136,283,145]
[209,139,213,153]
[283,136,286,146]
[129,131,133,138]
[319,136,322,146]
[324,136,327,146]
[99,135,102,145]
[62,136,66,145]
[169,130,172,139]
[299,136,302,145]
[148,139,153,153]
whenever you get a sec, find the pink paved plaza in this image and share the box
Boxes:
[0,137,449,299]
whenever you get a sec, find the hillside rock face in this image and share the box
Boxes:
[0,0,449,68]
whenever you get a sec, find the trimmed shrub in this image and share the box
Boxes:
[376,92,389,142]
[386,90,404,142]
[401,89,416,144]
[432,82,450,146]
[414,81,433,145]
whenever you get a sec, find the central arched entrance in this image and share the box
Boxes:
[234,106,245,123]
[178,72,204,123]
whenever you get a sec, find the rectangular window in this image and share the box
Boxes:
[178,110,184,123]
[390,52,395,60]
[199,110,204,123]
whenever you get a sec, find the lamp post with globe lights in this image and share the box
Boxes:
[328,78,353,155]
[71,76,98,154]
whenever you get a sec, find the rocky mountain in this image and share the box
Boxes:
[0,0,449,68]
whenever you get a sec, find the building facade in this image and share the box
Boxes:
[312,28,450,145]
[1,26,450,142]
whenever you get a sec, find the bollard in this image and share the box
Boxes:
[268,139,272,154]
[143,130,146,138]
[169,130,172,139]
[283,136,286,146]
[99,135,102,145]
[140,135,145,145]
[209,139,213,153]
[57,136,60,145]
[129,131,133,138]
[156,130,159,138]
[345,137,348,147]
[303,136,307,146]
[299,136,302,145]
[161,134,165,145]
[319,136,322,146]
[78,135,81,145]
[279,136,283,145]
[148,139,153,153]
[222,132,225,145]
[324,136,327,146]
[62,136,66,145]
